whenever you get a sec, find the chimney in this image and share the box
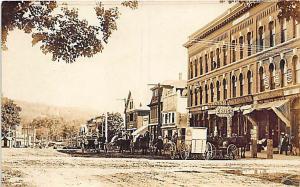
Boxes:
[179,72,182,80]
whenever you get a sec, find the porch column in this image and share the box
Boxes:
[227,116,232,138]
[266,110,273,159]
[246,115,258,158]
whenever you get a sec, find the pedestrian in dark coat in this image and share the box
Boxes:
[155,136,164,156]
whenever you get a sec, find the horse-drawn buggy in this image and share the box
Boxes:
[164,127,245,160]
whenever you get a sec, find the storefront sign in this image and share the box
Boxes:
[227,95,253,105]
[215,106,234,117]
[256,89,284,100]
[286,69,293,83]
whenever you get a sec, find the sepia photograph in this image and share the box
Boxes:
[1,0,300,186]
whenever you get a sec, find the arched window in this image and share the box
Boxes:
[195,88,198,106]
[223,45,227,66]
[216,81,220,101]
[269,21,275,47]
[232,40,236,62]
[232,76,237,98]
[205,54,208,73]
[210,51,215,71]
[205,85,208,103]
[216,48,220,68]
[199,86,203,104]
[259,67,265,92]
[281,18,287,43]
[190,89,193,106]
[293,56,300,84]
[200,57,203,75]
[190,62,193,79]
[258,26,264,52]
[247,32,252,56]
[269,63,275,90]
[280,59,287,87]
[239,36,243,59]
[194,59,198,77]
[247,71,252,94]
[210,82,214,102]
[223,79,227,100]
[239,73,244,96]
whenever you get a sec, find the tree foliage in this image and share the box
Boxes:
[1,97,22,135]
[29,116,80,141]
[222,0,300,22]
[1,1,138,63]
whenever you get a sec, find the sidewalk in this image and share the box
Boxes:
[245,151,300,160]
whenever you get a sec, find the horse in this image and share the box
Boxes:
[226,135,249,158]
[117,137,132,153]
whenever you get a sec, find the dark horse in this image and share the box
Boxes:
[140,132,150,155]
[226,135,249,158]
[115,135,133,153]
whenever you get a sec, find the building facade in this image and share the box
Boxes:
[184,2,300,157]
[161,80,188,142]
[124,91,150,133]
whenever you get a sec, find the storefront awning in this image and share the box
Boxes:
[132,124,150,136]
[243,99,290,127]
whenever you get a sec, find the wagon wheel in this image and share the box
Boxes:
[179,143,190,160]
[106,143,113,153]
[204,142,216,160]
[227,144,238,160]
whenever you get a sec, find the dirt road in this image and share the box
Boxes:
[2,148,300,187]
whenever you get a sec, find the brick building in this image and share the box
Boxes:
[184,2,300,157]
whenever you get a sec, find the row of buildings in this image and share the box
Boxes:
[124,2,300,157]
[124,76,188,142]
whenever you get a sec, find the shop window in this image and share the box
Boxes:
[293,56,300,84]
[259,67,265,92]
[239,73,244,96]
[247,70,252,94]
[281,18,287,43]
[258,26,264,51]
[269,63,275,90]
[280,59,287,87]
[239,36,243,59]
[210,82,214,102]
[232,76,237,98]
[269,21,275,47]
[223,79,227,100]
[246,32,252,56]
[216,81,220,101]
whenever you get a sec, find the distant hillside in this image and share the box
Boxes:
[15,100,100,125]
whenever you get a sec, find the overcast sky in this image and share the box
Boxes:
[2,1,232,113]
